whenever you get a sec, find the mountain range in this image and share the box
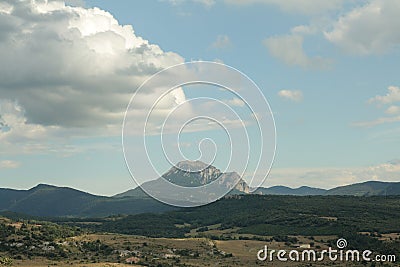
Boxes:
[254,181,400,196]
[1,160,399,217]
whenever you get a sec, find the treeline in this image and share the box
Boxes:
[96,195,400,238]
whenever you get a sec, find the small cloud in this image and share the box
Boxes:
[385,105,400,115]
[352,116,400,128]
[212,35,232,49]
[278,90,303,102]
[213,58,225,64]
[291,25,318,35]
[355,86,400,127]
[165,0,182,5]
[0,160,20,169]
[368,86,400,105]
[264,34,331,69]
[224,98,245,107]
[195,0,215,7]
[165,0,215,7]
[177,11,192,16]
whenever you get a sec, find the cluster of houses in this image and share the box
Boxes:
[0,240,56,252]
[113,249,142,264]
[114,247,202,265]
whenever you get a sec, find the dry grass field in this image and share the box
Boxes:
[5,233,392,267]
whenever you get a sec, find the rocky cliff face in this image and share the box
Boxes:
[163,160,249,193]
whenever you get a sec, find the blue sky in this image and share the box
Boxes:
[0,0,399,195]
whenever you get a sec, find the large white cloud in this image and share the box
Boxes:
[0,0,193,157]
[325,0,400,55]
[0,0,185,134]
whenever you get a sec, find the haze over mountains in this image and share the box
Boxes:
[1,161,399,217]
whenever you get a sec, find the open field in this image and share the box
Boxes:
[2,232,398,266]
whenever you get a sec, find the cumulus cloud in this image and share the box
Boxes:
[0,99,123,155]
[262,1,400,69]
[0,160,20,169]
[211,35,232,49]
[0,0,196,157]
[325,0,400,55]
[278,90,303,102]
[0,100,54,143]
[0,0,184,131]
[263,34,331,69]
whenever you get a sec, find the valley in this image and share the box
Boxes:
[1,162,399,266]
[0,194,399,266]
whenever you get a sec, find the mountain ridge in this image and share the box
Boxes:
[1,180,399,218]
[1,160,399,217]
[254,185,327,196]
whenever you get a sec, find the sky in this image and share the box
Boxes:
[0,0,399,196]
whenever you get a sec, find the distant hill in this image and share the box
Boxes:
[114,186,148,198]
[325,181,400,196]
[254,185,327,196]
[0,184,173,217]
[255,181,400,196]
[0,188,28,211]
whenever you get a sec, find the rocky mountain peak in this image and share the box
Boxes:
[175,160,212,172]
[162,161,249,193]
